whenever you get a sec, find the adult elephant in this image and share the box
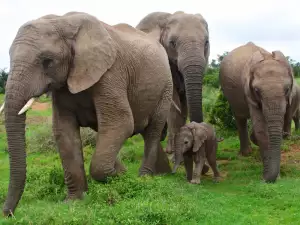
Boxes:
[136,11,210,159]
[219,42,294,183]
[1,12,173,216]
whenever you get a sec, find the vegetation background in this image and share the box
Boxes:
[0,53,300,224]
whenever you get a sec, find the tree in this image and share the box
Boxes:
[286,56,300,77]
[0,68,8,94]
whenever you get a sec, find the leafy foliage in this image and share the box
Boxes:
[286,56,300,77]
[208,90,237,130]
[0,68,8,94]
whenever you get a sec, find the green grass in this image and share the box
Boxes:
[1,86,300,224]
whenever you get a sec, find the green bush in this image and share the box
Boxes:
[81,127,97,147]
[0,68,8,94]
[203,68,220,88]
[208,90,237,130]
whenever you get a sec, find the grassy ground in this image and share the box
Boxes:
[1,84,300,224]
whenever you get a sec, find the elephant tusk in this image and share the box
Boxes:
[18,98,36,115]
[0,102,5,114]
[171,100,181,115]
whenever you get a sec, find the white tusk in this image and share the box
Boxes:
[0,102,5,114]
[171,100,181,114]
[18,98,36,115]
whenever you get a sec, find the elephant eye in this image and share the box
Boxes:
[42,58,54,70]
[184,140,188,145]
[205,40,209,48]
[254,87,260,96]
[285,87,290,96]
[169,40,176,48]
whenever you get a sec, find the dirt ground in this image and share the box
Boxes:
[26,102,52,125]
[31,102,51,111]
[282,144,300,166]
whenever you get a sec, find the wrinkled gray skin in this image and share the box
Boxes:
[136,11,210,154]
[293,108,300,131]
[283,83,300,135]
[220,42,294,183]
[172,122,221,184]
[3,12,173,216]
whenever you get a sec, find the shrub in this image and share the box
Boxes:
[203,68,220,88]
[208,90,237,130]
[81,127,97,147]
[0,68,8,94]
[26,125,56,153]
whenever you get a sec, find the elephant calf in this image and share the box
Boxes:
[283,83,300,136]
[172,122,221,184]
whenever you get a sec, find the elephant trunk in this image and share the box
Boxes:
[172,134,183,173]
[178,44,206,123]
[3,79,28,216]
[263,113,284,183]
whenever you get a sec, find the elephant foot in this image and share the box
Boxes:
[238,148,252,157]
[282,131,291,139]
[64,192,85,202]
[139,166,154,177]
[213,176,221,183]
[154,145,172,174]
[189,178,201,184]
[201,164,210,175]
[115,159,127,174]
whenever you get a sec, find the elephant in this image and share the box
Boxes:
[283,82,300,136]
[219,42,294,183]
[1,11,175,216]
[172,121,221,184]
[136,11,210,174]
[293,107,300,131]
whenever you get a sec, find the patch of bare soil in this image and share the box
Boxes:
[281,144,300,167]
[31,102,50,111]
[26,116,52,125]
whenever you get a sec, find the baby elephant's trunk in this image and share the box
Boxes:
[172,163,180,173]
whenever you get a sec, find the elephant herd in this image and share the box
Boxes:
[0,10,298,217]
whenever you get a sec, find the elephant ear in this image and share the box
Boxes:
[272,50,295,105]
[242,50,265,108]
[136,12,170,43]
[64,13,117,94]
[191,125,207,153]
[194,13,209,32]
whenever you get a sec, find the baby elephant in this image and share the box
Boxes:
[172,121,222,184]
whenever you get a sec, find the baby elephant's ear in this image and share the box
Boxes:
[192,128,205,153]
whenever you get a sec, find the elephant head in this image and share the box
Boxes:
[1,11,117,216]
[136,11,210,123]
[243,50,294,182]
[172,122,207,173]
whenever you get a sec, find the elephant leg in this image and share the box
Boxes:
[166,87,184,154]
[53,107,87,200]
[283,108,293,138]
[140,90,172,176]
[154,144,172,174]
[236,116,252,156]
[250,131,259,146]
[90,93,133,182]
